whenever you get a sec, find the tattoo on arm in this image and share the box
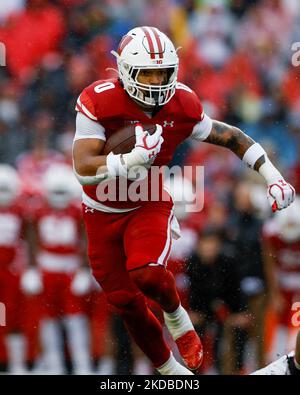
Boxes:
[204,120,263,170]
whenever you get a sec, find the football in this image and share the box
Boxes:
[102,123,157,155]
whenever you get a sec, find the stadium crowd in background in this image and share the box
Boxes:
[0,0,299,374]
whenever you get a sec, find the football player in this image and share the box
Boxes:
[261,197,300,361]
[21,164,93,374]
[72,27,295,375]
[0,164,28,373]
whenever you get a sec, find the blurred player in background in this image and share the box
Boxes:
[262,197,300,361]
[0,164,30,373]
[21,163,94,374]
[72,26,295,375]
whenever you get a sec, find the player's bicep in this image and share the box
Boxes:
[73,112,107,176]
[73,138,106,176]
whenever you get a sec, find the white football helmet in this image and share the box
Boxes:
[112,26,179,107]
[0,164,21,207]
[43,164,81,209]
[274,196,300,243]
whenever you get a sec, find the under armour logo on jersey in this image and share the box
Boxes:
[129,120,140,124]
[163,121,174,128]
[85,207,95,214]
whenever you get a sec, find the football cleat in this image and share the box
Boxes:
[175,330,204,370]
[251,352,297,375]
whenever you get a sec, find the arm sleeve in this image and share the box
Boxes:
[74,112,106,142]
[190,113,213,141]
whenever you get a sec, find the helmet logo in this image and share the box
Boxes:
[141,27,164,59]
[117,35,133,55]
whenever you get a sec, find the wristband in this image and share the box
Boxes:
[242,143,266,169]
[243,143,282,184]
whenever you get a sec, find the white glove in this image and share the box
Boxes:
[267,178,295,211]
[123,124,164,168]
[106,124,164,178]
[20,268,43,295]
[71,268,93,296]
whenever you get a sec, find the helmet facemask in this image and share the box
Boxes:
[47,188,73,210]
[43,164,81,210]
[120,62,178,107]
[0,185,18,207]
[0,165,21,207]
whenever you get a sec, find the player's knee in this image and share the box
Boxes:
[130,265,177,299]
[106,289,138,310]
[106,290,148,319]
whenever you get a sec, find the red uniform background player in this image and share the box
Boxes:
[72,26,295,375]
[0,164,31,373]
[263,197,300,360]
[21,163,93,374]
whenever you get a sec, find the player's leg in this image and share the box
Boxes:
[62,273,93,374]
[83,205,193,375]
[3,270,27,374]
[91,251,193,374]
[39,271,65,374]
[125,202,203,370]
[20,293,42,371]
[87,290,115,374]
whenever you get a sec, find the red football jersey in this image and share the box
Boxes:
[0,203,26,268]
[75,78,205,210]
[33,202,83,256]
[263,221,300,292]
